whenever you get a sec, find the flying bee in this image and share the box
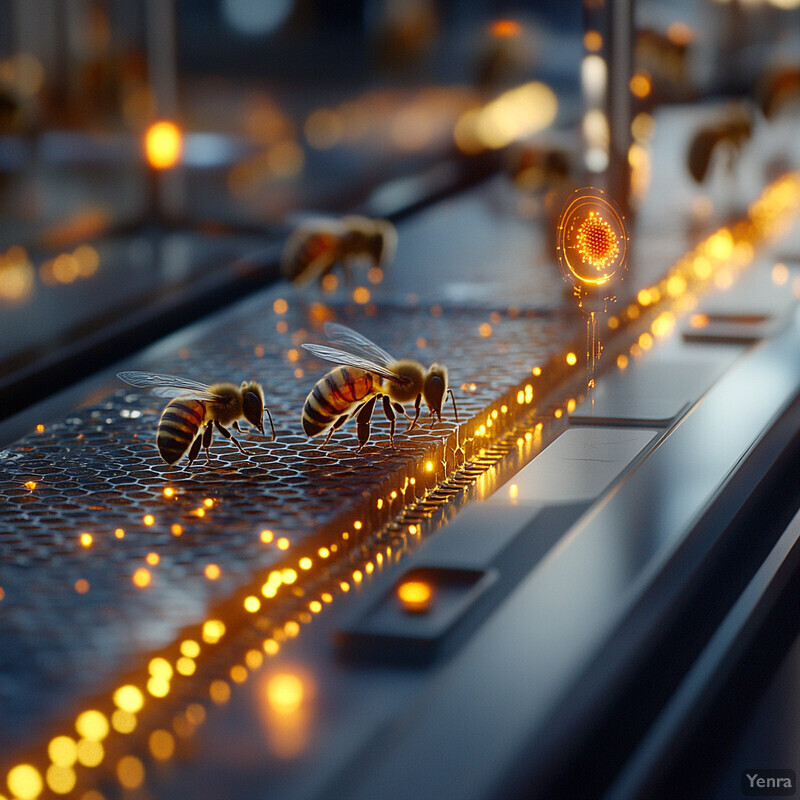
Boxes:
[117,372,275,466]
[300,322,459,449]
[281,215,397,287]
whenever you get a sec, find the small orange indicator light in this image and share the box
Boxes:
[144,121,182,170]
[397,579,434,614]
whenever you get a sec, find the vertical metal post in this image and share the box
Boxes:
[144,0,182,221]
[583,0,634,220]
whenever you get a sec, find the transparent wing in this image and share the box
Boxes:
[323,322,396,366]
[117,371,216,399]
[300,343,408,385]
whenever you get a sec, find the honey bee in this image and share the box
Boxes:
[300,323,459,449]
[281,215,397,286]
[117,371,275,466]
[687,105,753,184]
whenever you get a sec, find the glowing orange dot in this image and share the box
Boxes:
[479,322,493,338]
[171,524,183,536]
[576,211,620,271]
[115,528,125,539]
[144,121,182,170]
[584,30,603,51]
[260,529,274,543]
[277,537,290,551]
[273,298,288,315]
[353,286,370,304]
[204,564,221,580]
[75,579,90,594]
[24,480,37,490]
[629,72,652,98]
[146,552,160,566]
[80,533,93,548]
[35,424,45,433]
[566,352,578,366]
[163,487,175,499]
[143,514,155,526]
[192,508,206,518]
[133,568,151,588]
[203,498,214,508]
[490,19,521,37]
[397,580,433,613]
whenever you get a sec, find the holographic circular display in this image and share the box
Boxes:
[557,188,628,291]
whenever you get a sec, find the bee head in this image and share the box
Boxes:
[241,381,265,434]
[423,364,448,422]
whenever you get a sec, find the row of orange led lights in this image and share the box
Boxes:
[461,173,800,452]
[604,172,800,376]
[4,471,435,799]
[0,244,100,306]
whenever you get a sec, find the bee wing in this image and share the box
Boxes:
[117,371,217,400]
[323,322,396,366]
[300,343,409,385]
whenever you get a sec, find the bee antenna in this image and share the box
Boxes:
[447,388,460,426]
[265,406,276,440]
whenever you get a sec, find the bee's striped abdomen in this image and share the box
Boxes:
[157,398,206,464]
[302,367,374,437]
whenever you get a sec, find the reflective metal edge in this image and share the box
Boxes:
[328,308,800,800]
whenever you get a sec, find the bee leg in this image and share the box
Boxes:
[202,423,214,464]
[381,395,397,446]
[356,395,378,451]
[232,421,243,433]
[214,420,246,454]
[322,415,348,447]
[405,394,422,433]
[186,435,203,467]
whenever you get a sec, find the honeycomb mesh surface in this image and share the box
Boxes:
[0,289,578,754]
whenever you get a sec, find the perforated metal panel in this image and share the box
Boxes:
[0,291,579,760]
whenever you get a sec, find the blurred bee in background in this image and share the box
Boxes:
[687,104,753,184]
[758,66,800,121]
[117,372,275,466]
[281,215,397,287]
[301,323,459,449]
